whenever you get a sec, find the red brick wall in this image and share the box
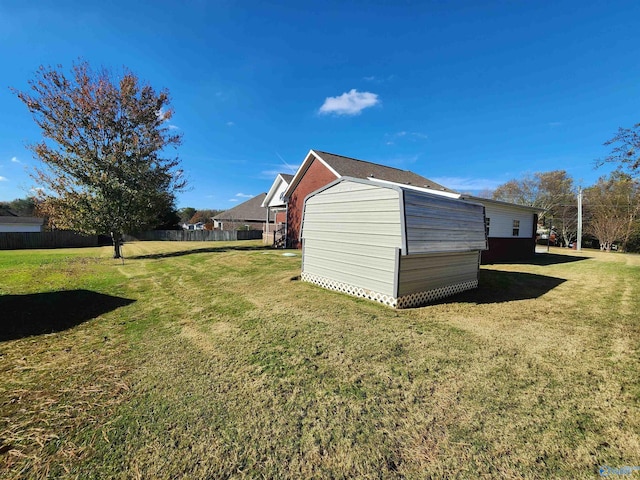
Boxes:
[481,237,536,264]
[287,158,338,248]
[275,211,286,223]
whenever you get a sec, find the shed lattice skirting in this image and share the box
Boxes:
[301,272,478,309]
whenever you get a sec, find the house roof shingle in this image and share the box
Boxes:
[284,150,457,199]
[213,193,270,222]
[313,150,455,192]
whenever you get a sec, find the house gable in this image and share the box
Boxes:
[284,149,456,248]
[262,174,293,209]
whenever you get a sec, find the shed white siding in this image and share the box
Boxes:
[302,181,401,296]
[483,203,534,238]
[301,178,486,308]
[398,251,480,297]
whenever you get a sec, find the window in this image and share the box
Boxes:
[485,217,490,236]
[512,219,520,236]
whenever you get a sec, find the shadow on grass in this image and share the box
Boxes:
[434,270,566,305]
[0,290,135,341]
[485,253,591,266]
[128,244,273,260]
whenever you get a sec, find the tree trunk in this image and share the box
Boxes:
[111,232,123,259]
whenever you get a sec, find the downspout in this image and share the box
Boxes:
[265,206,270,244]
[284,203,288,248]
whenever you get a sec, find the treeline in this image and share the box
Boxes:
[0,198,38,216]
[487,169,640,252]
[177,207,225,229]
[0,198,226,233]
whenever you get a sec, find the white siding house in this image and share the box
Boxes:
[461,196,540,263]
[300,178,487,308]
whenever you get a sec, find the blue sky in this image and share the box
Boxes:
[1,0,639,209]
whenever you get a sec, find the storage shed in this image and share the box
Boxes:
[300,178,488,308]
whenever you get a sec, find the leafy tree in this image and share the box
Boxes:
[0,197,38,216]
[187,209,224,229]
[492,178,537,206]
[599,122,640,177]
[584,170,640,251]
[13,61,185,257]
[178,207,196,224]
[154,205,182,230]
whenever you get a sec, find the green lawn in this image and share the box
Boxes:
[1,242,639,479]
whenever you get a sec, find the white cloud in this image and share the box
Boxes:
[226,121,235,127]
[235,193,253,198]
[386,131,428,142]
[11,156,20,163]
[318,89,380,116]
[0,176,7,181]
[430,176,502,192]
[363,75,396,84]
[229,199,238,203]
[168,124,180,130]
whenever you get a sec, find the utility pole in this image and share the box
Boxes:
[577,187,582,251]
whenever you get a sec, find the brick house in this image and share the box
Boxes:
[282,150,456,248]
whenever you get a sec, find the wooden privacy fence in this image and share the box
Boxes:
[124,230,263,242]
[0,231,99,250]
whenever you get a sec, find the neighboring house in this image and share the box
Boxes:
[301,178,487,308]
[213,193,271,231]
[182,222,206,230]
[0,207,44,233]
[461,196,541,263]
[283,150,457,248]
[261,173,293,246]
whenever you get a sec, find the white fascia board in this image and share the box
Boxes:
[262,174,289,208]
[283,150,341,201]
[367,177,461,199]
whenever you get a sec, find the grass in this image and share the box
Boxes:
[1,241,639,479]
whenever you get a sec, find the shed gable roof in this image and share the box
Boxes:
[284,150,457,199]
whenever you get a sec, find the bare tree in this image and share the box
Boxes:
[598,122,640,178]
[584,171,640,251]
[492,170,577,244]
